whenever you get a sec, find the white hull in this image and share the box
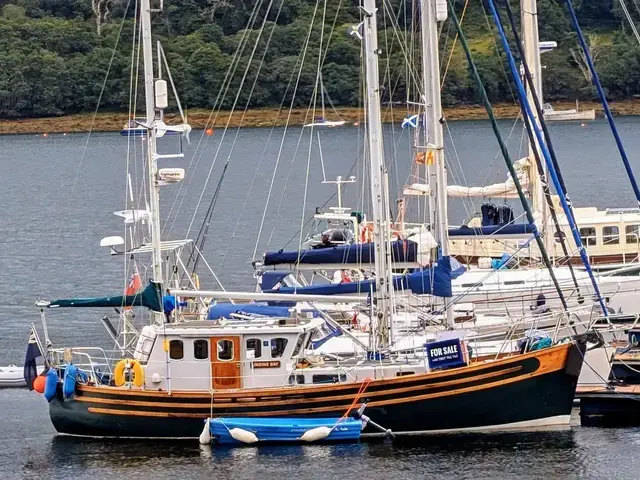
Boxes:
[362,414,571,436]
[543,109,595,122]
[0,365,27,388]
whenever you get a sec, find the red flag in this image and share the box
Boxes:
[125,265,142,297]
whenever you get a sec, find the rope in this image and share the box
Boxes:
[501,0,582,296]
[486,0,608,315]
[448,0,570,313]
[565,0,640,207]
[440,0,469,86]
[341,377,372,419]
[68,0,133,208]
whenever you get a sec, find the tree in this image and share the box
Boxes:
[569,33,605,85]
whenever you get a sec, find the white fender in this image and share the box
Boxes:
[300,426,332,442]
[229,427,259,444]
[199,419,212,445]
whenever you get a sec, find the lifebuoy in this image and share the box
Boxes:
[114,359,145,387]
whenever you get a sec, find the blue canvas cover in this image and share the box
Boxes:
[265,256,464,298]
[263,239,418,266]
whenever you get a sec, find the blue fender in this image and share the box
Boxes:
[63,364,78,399]
[44,369,58,402]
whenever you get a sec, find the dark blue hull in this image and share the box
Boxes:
[48,342,585,439]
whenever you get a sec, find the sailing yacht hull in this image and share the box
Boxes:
[48,342,585,439]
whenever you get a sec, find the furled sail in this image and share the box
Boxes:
[48,281,163,312]
[404,158,531,198]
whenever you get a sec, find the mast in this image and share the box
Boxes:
[521,0,550,254]
[420,0,453,327]
[140,0,163,287]
[362,0,393,347]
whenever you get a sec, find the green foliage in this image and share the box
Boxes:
[0,0,638,118]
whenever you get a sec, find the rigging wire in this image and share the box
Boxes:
[448,0,570,311]
[185,0,285,275]
[162,0,266,238]
[67,0,133,208]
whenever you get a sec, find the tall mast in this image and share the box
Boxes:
[521,0,550,253]
[420,0,453,327]
[140,0,163,286]
[362,0,393,347]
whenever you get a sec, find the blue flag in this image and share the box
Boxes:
[401,114,420,128]
[23,327,42,391]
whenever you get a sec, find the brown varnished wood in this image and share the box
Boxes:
[76,365,523,410]
[77,343,571,401]
[210,335,241,390]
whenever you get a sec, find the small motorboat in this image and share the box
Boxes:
[0,364,43,388]
[205,417,364,445]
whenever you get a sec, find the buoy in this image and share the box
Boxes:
[199,418,212,445]
[300,426,332,442]
[33,374,46,393]
[63,364,78,398]
[44,369,58,402]
[581,123,586,127]
[353,122,360,126]
[43,133,48,137]
[229,427,259,444]
[63,133,67,136]
[205,128,214,136]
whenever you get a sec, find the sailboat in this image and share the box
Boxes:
[304,74,347,127]
[28,0,592,440]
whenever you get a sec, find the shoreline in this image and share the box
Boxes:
[1,100,640,135]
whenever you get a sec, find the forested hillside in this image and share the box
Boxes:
[0,0,637,118]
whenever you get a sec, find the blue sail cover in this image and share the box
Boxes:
[207,303,292,320]
[448,224,534,237]
[48,281,163,312]
[263,240,419,266]
[259,271,290,290]
[265,256,464,298]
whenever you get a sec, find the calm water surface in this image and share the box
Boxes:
[1,118,639,478]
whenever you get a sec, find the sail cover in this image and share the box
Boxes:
[48,281,163,312]
[207,303,293,320]
[448,224,535,237]
[265,256,465,298]
[404,158,531,199]
[264,239,419,266]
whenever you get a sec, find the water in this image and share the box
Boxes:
[1,117,640,478]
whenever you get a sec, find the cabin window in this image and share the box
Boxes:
[603,226,620,245]
[579,227,597,246]
[246,338,262,359]
[217,339,234,361]
[626,225,640,243]
[461,283,482,288]
[193,339,208,360]
[169,340,184,360]
[312,374,347,384]
[291,334,306,357]
[271,338,289,358]
[396,371,415,377]
[503,280,525,286]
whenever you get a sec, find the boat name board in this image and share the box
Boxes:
[253,361,281,369]
[425,339,467,370]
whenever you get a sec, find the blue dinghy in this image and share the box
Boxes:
[209,417,363,445]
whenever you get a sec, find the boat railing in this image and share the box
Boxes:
[49,347,115,382]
